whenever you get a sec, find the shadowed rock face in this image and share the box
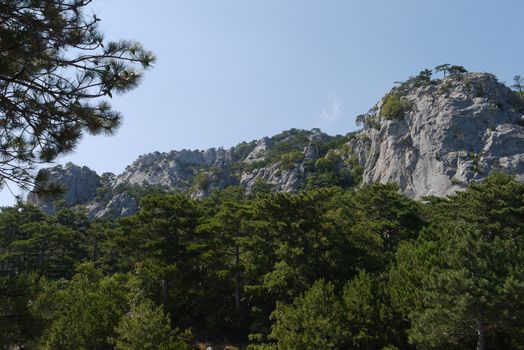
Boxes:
[352,72,524,198]
[27,71,524,217]
[26,163,101,214]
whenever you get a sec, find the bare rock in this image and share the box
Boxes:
[353,72,524,198]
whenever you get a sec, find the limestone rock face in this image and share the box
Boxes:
[245,137,271,164]
[354,72,524,198]
[27,71,524,217]
[95,193,138,219]
[114,149,217,189]
[239,162,306,194]
[27,163,101,214]
[27,163,138,219]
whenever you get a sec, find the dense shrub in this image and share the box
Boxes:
[279,151,305,170]
[379,93,408,120]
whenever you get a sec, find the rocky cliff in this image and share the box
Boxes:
[28,129,356,218]
[352,72,524,198]
[27,70,524,218]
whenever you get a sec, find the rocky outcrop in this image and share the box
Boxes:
[245,137,271,164]
[27,163,101,214]
[28,129,343,217]
[27,163,138,219]
[95,193,138,219]
[27,71,524,217]
[114,149,217,189]
[353,72,524,198]
[240,162,306,193]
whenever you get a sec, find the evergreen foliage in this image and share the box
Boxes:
[0,0,154,192]
[2,2,519,347]
[0,174,522,349]
[112,299,192,350]
[269,280,345,350]
[379,93,408,120]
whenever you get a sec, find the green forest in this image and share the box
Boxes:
[1,1,524,349]
[1,173,523,349]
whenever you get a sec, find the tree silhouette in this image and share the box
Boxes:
[0,0,155,192]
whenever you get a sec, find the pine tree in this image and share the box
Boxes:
[512,75,524,94]
[269,280,345,350]
[114,194,202,314]
[112,299,192,350]
[435,63,451,78]
[390,174,524,349]
[38,263,129,349]
[0,274,43,348]
[198,196,252,320]
[342,271,409,349]
[0,0,154,191]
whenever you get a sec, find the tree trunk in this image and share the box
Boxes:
[92,237,98,265]
[38,244,45,275]
[476,318,485,350]
[234,246,241,311]
[161,278,169,309]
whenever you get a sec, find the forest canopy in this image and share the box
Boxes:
[0,173,522,349]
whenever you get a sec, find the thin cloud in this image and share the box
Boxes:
[316,94,341,128]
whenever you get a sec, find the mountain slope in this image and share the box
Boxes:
[28,129,357,218]
[353,72,524,197]
[27,71,524,218]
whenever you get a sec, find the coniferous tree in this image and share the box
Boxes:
[512,75,524,93]
[113,194,202,321]
[390,174,524,350]
[0,274,44,348]
[348,182,423,268]
[448,65,468,75]
[0,0,154,191]
[341,271,409,349]
[269,279,345,350]
[112,299,192,350]
[435,64,451,78]
[37,263,129,349]
[198,194,252,326]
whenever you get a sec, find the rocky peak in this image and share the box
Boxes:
[27,70,524,217]
[27,163,101,215]
[353,71,524,198]
[114,149,213,189]
[245,137,272,164]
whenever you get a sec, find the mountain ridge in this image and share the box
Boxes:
[28,70,524,219]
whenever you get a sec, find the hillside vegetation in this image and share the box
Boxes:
[2,173,524,349]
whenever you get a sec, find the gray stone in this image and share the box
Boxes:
[351,72,524,198]
[245,137,271,163]
[27,71,524,217]
[27,163,101,214]
[95,193,138,219]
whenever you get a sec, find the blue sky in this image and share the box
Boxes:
[2,0,524,204]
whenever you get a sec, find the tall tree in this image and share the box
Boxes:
[268,279,345,350]
[448,65,468,75]
[348,182,423,268]
[0,274,44,348]
[341,271,410,349]
[114,195,202,317]
[415,69,433,85]
[512,75,524,93]
[0,0,154,191]
[0,204,88,279]
[37,263,129,349]
[112,299,192,350]
[435,63,451,78]
[390,174,524,349]
[198,198,251,314]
